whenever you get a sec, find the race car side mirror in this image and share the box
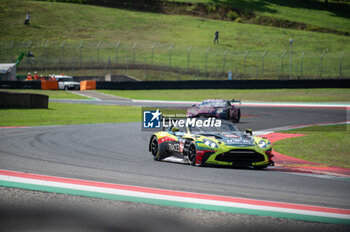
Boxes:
[171,127,179,132]
[245,129,253,135]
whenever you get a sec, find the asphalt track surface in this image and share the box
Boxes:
[1,98,350,231]
[1,101,349,208]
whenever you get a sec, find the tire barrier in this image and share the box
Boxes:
[41,80,58,90]
[80,80,96,91]
[96,79,350,90]
[0,81,41,89]
[0,91,48,109]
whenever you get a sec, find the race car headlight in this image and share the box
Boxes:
[258,140,267,149]
[216,108,224,114]
[203,139,218,148]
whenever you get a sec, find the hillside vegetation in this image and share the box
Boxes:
[164,0,350,34]
[0,0,349,79]
[0,0,349,52]
[32,0,350,34]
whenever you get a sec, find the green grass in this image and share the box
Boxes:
[1,0,349,78]
[274,125,350,168]
[166,0,350,33]
[98,89,350,102]
[0,0,349,52]
[2,89,90,99]
[0,102,141,126]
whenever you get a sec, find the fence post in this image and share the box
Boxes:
[27,40,32,50]
[9,40,14,49]
[115,41,120,64]
[289,39,293,80]
[27,40,32,72]
[44,40,49,72]
[243,50,249,75]
[79,40,84,68]
[300,51,305,79]
[339,51,344,78]
[132,41,138,64]
[281,50,286,78]
[7,41,14,65]
[205,47,210,73]
[169,43,174,67]
[151,42,157,65]
[262,49,267,78]
[97,40,102,64]
[319,49,327,78]
[223,50,229,72]
[58,57,60,73]
[61,40,66,68]
[187,46,192,71]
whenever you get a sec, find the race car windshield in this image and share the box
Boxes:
[188,122,239,133]
[198,100,226,107]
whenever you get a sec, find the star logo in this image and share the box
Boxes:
[150,109,161,122]
[143,109,162,128]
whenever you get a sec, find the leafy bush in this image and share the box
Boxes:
[206,3,216,13]
[234,17,242,23]
[226,10,238,20]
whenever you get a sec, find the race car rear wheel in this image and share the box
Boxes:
[187,142,197,166]
[151,137,162,161]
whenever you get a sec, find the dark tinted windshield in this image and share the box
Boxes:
[57,77,73,82]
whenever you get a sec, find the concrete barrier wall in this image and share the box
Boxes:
[0,91,48,109]
[96,79,350,90]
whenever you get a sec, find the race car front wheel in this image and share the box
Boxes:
[187,142,197,166]
[253,165,268,170]
[232,109,241,123]
[151,136,162,161]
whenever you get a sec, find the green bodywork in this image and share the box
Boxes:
[151,129,272,168]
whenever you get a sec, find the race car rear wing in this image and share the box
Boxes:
[230,99,241,105]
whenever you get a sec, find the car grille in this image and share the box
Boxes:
[215,149,265,165]
[197,113,214,117]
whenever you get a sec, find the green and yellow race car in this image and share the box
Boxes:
[149,120,274,169]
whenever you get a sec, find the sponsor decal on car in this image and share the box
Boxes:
[225,139,254,145]
[224,134,239,138]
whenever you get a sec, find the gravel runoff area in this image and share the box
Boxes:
[1,186,349,232]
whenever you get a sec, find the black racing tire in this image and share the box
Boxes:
[187,142,197,166]
[151,136,162,161]
[232,109,241,123]
[253,165,268,170]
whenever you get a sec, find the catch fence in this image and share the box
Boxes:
[0,40,348,80]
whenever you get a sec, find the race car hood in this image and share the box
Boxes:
[197,132,255,147]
